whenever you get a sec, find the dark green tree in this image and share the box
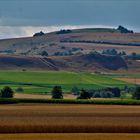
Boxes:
[51,86,63,99]
[41,51,48,56]
[1,86,14,98]
[117,25,133,33]
[33,31,45,37]
[77,89,91,99]
[71,86,80,95]
[105,87,120,97]
[133,86,140,100]
[112,87,121,97]
[16,87,24,92]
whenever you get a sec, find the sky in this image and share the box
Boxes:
[0,0,140,39]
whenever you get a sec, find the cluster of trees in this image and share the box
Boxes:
[102,49,126,56]
[126,52,140,60]
[53,47,83,56]
[40,51,48,56]
[117,25,133,33]
[62,86,140,100]
[0,50,16,54]
[33,31,45,37]
[72,86,121,99]
[132,86,140,100]
[0,86,63,99]
[56,29,72,34]
[1,85,140,100]
[101,49,140,61]
[54,51,73,56]
[1,85,116,99]
[123,85,136,93]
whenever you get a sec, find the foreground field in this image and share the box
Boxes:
[0,104,140,133]
[0,133,140,140]
[0,71,127,93]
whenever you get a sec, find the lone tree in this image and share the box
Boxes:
[77,89,91,99]
[33,31,45,37]
[51,86,63,99]
[133,86,140,100]
[1,86,14,98]
[41,51,48,56]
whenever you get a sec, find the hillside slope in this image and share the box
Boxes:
[50,53,128,71]
[0,54,139,73]
[0,28,140,56]
[0,28,139,73]
[0,55,56,71]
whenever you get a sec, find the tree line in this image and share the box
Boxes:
[1,85,140,100]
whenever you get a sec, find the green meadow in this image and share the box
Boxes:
[0,71,129,94]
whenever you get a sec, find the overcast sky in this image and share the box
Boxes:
[0,0,140,39]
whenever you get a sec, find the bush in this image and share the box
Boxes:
[33,31,45,37]
[77,89,91,99]
[92,90,113,98]
[1,86,14,98]
[56,29,72,34]
[16,87,24,92]
[112,87,121,97]
[71,86,80,95]
[41,51,48,56]
[105,87,120,97]
[51,86,63,99]
[100,91,113,98]
[133,86,140,100]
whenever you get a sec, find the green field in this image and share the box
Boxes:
[0,71,129,94]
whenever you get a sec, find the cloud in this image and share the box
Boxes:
[0,25,116,39]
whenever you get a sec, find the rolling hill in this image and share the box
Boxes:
[0,53,139,73]
[0,27,139,72]
[0,27,140,56]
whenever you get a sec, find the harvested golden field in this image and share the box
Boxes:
[14,93,76,99]
[116,78,140,85]
[0,133,140,140]
[0,104,140,133]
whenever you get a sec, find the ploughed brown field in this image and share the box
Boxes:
[0,104,140,139]
[0,104,140,133]
[116,77,140,85]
